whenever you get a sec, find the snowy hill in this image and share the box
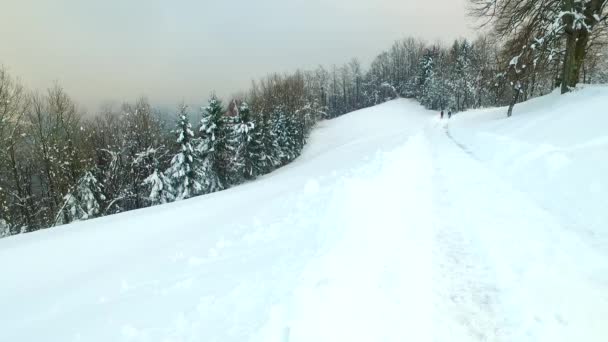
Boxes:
[1,89,608,341]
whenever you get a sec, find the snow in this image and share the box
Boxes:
[1,88,608,341]
[447,86,608,250]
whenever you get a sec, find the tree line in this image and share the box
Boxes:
[2,9,607,236]
[0,70,327,236]
[469,0,608,115]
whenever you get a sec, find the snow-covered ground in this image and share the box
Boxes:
[1,87,607,341]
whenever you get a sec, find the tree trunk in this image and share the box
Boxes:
[582,61,587,84]
[8,144,32,228]
[561,32,577,93]
[554,55,562,89]
[561,0,576,93]
[507,85,520,117]
[573,29,589,85]
[561,29,589,93]
[530,71,537,98]
[355,77,361,109]
[560,0,593,94]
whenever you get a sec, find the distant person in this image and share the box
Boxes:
[448,110,452,119]
[440,110,444,119]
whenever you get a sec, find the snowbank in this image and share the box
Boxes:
[448,85,608,249]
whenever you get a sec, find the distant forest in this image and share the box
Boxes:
[1,0,607,236]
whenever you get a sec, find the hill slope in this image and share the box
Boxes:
[1,89,607,341]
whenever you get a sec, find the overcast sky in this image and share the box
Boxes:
[1,0,473,112]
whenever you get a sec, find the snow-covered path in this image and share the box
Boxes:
[254,116,608,342]
[1,92,608,341]
[429,120,608,341]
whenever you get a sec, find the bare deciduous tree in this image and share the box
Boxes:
[469,0,608,93]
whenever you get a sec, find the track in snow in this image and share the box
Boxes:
[429,119,608,341]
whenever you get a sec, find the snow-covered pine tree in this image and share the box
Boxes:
[415,46,453,111]
[165,105,203,200]
[469,37,496,108]
[245,113,271,178]
[296,100,322,143]
[121,98,164,210]
[0,218,10,238]
[451,40,476,111]
[56,170,105,224]
[289,107,306,157]
[418,49,435,107]
[225,102,255,185]
[197,96,225,193]
[592,65,608,84]
[136,147,174,205]
[268,108,290,166]
[143,169,174,205]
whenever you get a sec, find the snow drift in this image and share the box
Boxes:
[448,86,608,249]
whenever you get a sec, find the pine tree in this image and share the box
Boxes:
[121,98,164,210]
[143,170,174,205]
[297,100,323,138]
[450,40,476,111]
[269,108,288,166]
[166,105,202,200]
[225,102,255,185]
[419,49,435,106]
[57,171,105,224]
[245,114,271,178]
[137,147,174,205]
[0,218,10,238]
[197,96,225,193]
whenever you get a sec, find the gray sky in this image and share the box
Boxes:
[1,0,472,112]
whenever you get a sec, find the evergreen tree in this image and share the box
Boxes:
[197,96,225,193]
[296,100,322,147]
[0,218,10,238]
[269,108,290,166]
[143,169,174,205]
[121,98,164,210]
[419,49,439,109]
[245,114,271,178]
[225,102,255,185]
[451,40,476,111]
[136,147,173,205]
[166,105,203,200]
[57,171,105,224]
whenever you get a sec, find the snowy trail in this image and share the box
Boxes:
[254,116,608,342]
[2,94,608,341]
[253,110,608,341]
[429,127,503,341]
[429,119,608,341]
[253,133,435,342]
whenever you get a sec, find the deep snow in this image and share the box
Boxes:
[1,87,607,341]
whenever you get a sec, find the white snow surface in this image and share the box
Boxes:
[2,87,608,341]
